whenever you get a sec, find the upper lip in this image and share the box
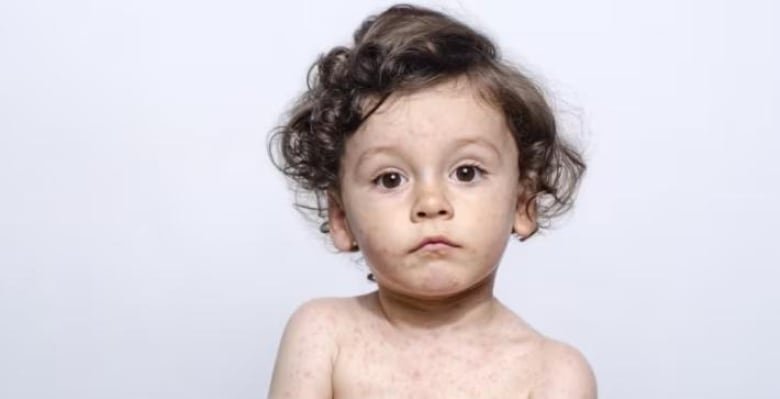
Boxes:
[411,235,460,252]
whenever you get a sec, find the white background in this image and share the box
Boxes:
[1,0,778,397]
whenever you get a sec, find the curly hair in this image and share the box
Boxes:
[269,3,585,238]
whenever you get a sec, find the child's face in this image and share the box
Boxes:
[329,78,536,298]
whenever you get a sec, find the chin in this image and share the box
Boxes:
[410,272,490,300]
[373,258,497,298]
[422,269,465,287]
[376,272,459,299]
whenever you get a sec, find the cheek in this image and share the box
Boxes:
[347,198,407,251]
[462,186,516,228]
[353,219,406,275]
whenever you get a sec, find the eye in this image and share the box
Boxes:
[373,172,405,189]
[452,164,484,182]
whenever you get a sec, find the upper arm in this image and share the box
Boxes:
[268,298,341,399]
[531,340,597,399]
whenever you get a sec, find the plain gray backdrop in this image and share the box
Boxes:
[1,0,778,397]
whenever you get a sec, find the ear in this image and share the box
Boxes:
[513,190,539,241]
[327,191,356,252]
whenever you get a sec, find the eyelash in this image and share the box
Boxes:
[452,163,487,181]
[370,163,487,189]
[371,170,406,189]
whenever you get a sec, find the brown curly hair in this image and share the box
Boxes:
[269,3,585,238]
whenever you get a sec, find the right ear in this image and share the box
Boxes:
[513,184,539,241]
[327,191,355,252]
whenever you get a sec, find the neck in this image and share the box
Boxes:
[372,271,499,338]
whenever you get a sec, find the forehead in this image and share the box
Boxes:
[348,78,514,152]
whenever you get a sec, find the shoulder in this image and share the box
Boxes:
[276,296,358,351]
[530,338,598,399]
[287,297,353,330]
[268,297,357,399]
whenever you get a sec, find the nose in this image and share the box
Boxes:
[410,181,453,223]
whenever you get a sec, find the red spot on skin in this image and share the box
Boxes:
[412,370,421,380]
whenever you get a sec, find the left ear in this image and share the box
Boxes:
[513,189,538,241]
[327,191,357,252]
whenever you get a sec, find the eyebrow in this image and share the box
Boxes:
[451,137,503,160]
[355,146,399,170]
[355,137,503,169]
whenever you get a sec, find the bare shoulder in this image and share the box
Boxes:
[530,338,598,399]
[268,297,357,399]
[287,296,355,329]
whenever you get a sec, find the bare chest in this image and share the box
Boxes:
[332,327,540,399]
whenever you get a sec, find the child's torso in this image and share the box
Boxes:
[331,295,544,399]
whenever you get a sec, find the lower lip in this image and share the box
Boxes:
[419,242,455,251]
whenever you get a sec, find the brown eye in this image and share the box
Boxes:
[455,165,478,182]
[376,172,403,188]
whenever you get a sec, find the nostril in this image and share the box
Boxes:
[416,209,448,218]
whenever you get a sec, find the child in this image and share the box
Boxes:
[268,4,595,398]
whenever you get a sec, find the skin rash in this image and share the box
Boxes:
[268,78,597,399]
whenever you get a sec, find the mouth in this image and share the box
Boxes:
[411,236,461,252]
